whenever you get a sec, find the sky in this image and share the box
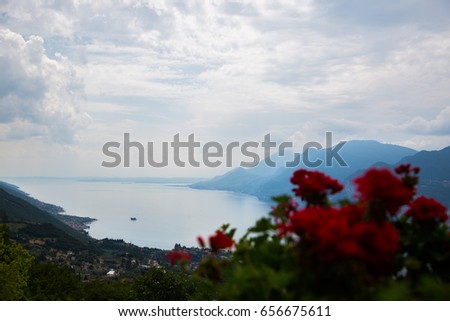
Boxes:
[1,0,450,177]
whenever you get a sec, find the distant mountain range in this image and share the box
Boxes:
[191,140,450,207]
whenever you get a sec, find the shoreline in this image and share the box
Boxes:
[53,213,97,233]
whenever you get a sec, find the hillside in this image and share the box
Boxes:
[0,181,64,214]
[397,146,450,181]
[0,181,96,230]
[0,186,91,243]
[407,147,450,207]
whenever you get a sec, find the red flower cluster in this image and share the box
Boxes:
[406,196,449,224]
[198,231,234,252]
[395,163,420,175]
[209,231,234,252]
[165,249,191,265]
[290,169,343,205]
[277,164,448,275]
[353,168,414,215]
[394,164,420,190]
[196,163,449,299]
[290,206,339,237]
[289,204,399,273]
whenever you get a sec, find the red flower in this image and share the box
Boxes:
[405,196,448,224]
[209,231,234,252]
[394,163,420,191]
[290,207,339,237]
[165,250,191,265]
[197,236,206,248]
[291,169,343,205]
[351,221,399,273]
[353,168,414,215]
[395,163,420,175]
[337,239,365,258]
[395,163,411,175]
[290,204,398,275]
[339,203,366,223]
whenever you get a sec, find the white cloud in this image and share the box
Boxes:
[0,29,90,143]
[0,1,75,38]
[0,0,450,176]
[400,106,450,135]
[400,135,450,151]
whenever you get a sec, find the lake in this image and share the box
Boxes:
[1,178,270,249]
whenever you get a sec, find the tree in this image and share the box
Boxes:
[25,262,82,300]
[133,268,197,300]
[0,225,34,300]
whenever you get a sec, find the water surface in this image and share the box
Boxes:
[2,178,269,249]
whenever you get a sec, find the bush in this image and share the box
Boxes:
[25,262,82,300]
[192,164,450,300]
[0,225,34,300]
[133,268,198,300]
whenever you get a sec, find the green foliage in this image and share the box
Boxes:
[395,216,450,283]
[133,268,198,300]
[0,187,90,242]
[0,225,34,300]
[19,223,90,251]
[82,279,135,300]
[25,262,82,300]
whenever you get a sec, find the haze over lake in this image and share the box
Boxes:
[2,178,269,249]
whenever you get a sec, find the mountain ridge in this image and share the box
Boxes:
[191,140,419,201]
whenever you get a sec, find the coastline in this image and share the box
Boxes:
[53,213,97,233]
[0,180,97,233]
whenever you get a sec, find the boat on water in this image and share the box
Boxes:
[130,217,137,221]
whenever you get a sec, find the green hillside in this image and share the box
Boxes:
[0,186,91,243]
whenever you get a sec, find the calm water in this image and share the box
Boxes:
[2,178,269,249]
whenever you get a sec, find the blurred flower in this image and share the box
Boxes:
[354,168,414,215]
[197,236,206,248]
[291,169,343,206]
[209,231,234,252]
[395,163,420,175]
[405,196,448,224]
[290,204,398,275]
[165,250,191,265]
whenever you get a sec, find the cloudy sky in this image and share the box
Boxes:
[1,0,450,177]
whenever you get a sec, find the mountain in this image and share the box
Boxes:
[191,140,417,201]
[192,167,266,195]
[345,146,450,207]
[394,146,450,207]
[397,146,450,181]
